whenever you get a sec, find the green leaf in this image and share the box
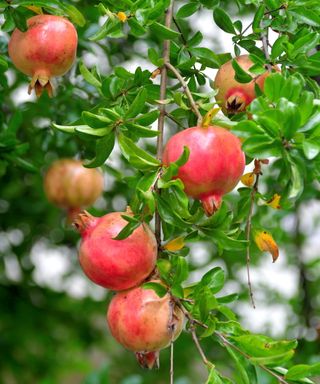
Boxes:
[277,99,301,139]
[201,267,225,294]
[289,9,320,27]
[142,282,168,298]
[84,133,115,168]
[113,220,141,240]
[124,123,159,137]
[302,140,320,160]
[231,59,252,83]
[60,4,86,26]
[271,35,288,60]
[226,346,255,384]
[213,8,236,34]
[264,73,285,102]
[252,5,265,33]
[82,111,112,128]
[79,61,102,89]
[156,194,189,229]
[176,2,200,18]
[288,160,304,200]
[75,126,112,137]
[118,133,160,171]
[125,88,148,118]
[134,110,159,126]
[149,22,180,40]
[285,363,320,380]
[206,367,224,384]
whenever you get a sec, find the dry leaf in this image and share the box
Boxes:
[164,237,185,252]
[25,6,43,14]
[254,230,279,262]
[202,107,221,128]
[241,172,255,187]
[265,193,281,209]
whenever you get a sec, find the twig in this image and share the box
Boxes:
[176,299,289,384]
[176,299,209,365]
[245,159,264,309]
[155,1,174,247]
[216,332,289,384]
[165,62,203,125]
[261,29,273,72]
[170,341,174,384]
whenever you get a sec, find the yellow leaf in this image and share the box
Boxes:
[266,193,281,209]
[164,237,185,252]
[254,231,279,263]
[117,12,127,22]
[202,107,221,128]
[241,172,255,187]
[25,6,43,14]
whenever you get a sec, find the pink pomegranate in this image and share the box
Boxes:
[74,210,157,290]
[44,159,104,220]
[163,126,245,215]
[107,282,184,368]
[8,15,78,97]
[214,55,272,114]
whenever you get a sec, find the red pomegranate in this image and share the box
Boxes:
[74,210,157,290]
[107,282,184,368]
[214,55,272,114]
[44,159,104,220]
[162,126,245,215]
[8,15,78,97]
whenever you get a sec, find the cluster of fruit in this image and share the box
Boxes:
[9,14,273,368]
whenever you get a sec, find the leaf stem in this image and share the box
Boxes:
[165,62,203,125]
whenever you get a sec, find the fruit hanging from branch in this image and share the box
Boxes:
[107,282,184,369]
[44,159,104,221]
[214,54,272,115]
[74,210,157,291]
[8,14,78,97]
[163,125,245,216]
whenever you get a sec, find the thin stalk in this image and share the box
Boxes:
[155,1,174,247]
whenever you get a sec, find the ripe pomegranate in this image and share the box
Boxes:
[162,125,245,215]
[214,54,271,114]
[107,282,184,368]
[74,210,157,290]
[8,15,78,97]
[44,159,104,221]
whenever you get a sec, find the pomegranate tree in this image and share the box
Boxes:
[163,125,245,215]
[8,15,78,97]
[107,282,184,368]
[74,210,157,290]
[44,159,103,220]
[214,54,271,114]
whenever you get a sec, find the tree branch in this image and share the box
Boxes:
[155,1,174,247]
[165,62,202,125]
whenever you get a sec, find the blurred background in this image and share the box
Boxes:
[0,1,319,383]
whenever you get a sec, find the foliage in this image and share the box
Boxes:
[0,0,319,384]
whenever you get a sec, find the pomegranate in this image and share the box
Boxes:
[107,282,184,368]
[74,210,157,290]
[162,125,245,215]
[8,15,78,97]
[44,159,104,220]
[214,54,271,114]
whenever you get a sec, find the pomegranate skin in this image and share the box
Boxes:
[8,15,78,97]
[214,55,271,115]
[75,211,157,290]
[107,283,184,353]
[44,159,104,210]
[162,126,245,215]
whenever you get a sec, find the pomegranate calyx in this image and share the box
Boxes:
[201,194,222,216]
[28,74,53,97]
[226,94,246,114]
[135,351,160,370]
[73,210,96,234]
